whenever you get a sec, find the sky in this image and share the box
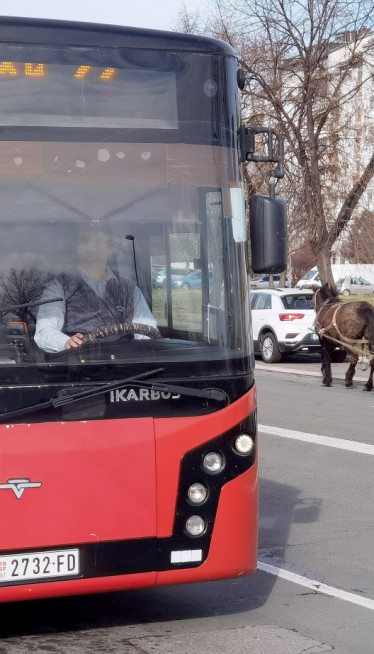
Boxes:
[0,0,210,31]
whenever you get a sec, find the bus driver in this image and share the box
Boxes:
[34,222,157,353]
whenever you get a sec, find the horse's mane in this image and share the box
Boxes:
[317,284,340,303]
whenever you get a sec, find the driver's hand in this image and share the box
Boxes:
[65,333,84,349]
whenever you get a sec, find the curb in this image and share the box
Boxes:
[255,363,321,377]
[255,361,369,382]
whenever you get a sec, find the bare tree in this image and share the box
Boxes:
[194,0,374,287]
[340,208,374,262]
[0,268,51,323]
[173,2,202,33]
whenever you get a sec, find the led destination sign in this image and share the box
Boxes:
[0,62,178,129]
[0,62,116,80]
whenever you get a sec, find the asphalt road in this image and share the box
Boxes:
[1,356,374,653]
[255,353,374,440]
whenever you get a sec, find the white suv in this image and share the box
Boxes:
[251,288,320,362]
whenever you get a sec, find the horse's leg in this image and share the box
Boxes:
[321,338,333,387]
[363,359,374,392]
[320,340,327,384]
[345,353,358,388]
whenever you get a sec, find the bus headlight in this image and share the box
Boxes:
[234,434,255,455]
[187,483,208,505]
[203,451,224,473]
[185,515,206,536]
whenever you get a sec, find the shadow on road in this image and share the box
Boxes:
[258,477,321,564]
[0,478,316,640]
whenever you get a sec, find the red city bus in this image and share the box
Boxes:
[0,17,286,602]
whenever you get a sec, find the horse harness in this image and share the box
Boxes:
[314,294,373,362]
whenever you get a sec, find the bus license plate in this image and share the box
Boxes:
[0,548,79,583]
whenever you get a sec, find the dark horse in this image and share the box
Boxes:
[314,285,374,391]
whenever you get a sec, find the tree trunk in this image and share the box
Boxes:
[279,270,287,286]
[314,249,335,289]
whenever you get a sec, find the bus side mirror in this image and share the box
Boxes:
[250,195,287,273]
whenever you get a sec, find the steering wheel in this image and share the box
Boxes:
[80,321,162,345]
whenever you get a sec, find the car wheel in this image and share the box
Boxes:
[342,289,350,296]
[181,282,190,289]
[260,332,282,363]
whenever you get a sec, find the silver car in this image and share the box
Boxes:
[250,273,290,289]
[336,276,374,295]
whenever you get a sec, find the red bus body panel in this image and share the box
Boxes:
[0,386,257,602]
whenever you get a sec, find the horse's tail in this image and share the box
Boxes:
[369,307,374,354]
[358,304,374,354]
[367,307,374,354]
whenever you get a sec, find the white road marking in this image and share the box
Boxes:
[258,560,374,611]
[258,424,374,456]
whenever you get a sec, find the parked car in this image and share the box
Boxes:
[251,288,347,363]
[336,276,374,295]
[152,267,191,288]
[251,288,320,362]
[296,265,374,290]
[172,270,213,290]
[151,266,166,287]
[250,273,291,289]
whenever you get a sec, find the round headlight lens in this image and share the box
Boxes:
[234,434,255,455]
[203,451,224,473]
[185,515,206,537]
[187,483,208,505]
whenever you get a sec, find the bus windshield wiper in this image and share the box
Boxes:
[52,379,228,407]
[119,380,228,404]
[0,370,228,421]
[0,368,164,421]
[0,297,64,313]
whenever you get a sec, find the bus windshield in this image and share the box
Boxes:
[0,43,251,400]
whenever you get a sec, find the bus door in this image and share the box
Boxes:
[149,189,227,346]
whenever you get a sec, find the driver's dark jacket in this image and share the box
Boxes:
[61,273,135,335]
[35,267,156,353]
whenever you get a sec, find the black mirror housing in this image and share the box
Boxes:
[250,195,287,273]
